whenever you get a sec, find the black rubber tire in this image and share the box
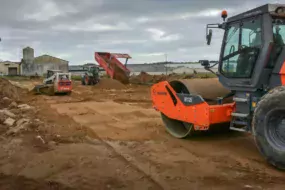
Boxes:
[47,86,55,96]
[252,86,285,170]
[81,78,86,85]
[160,113,195,139]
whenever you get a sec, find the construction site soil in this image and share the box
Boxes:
[128,71,200,84]
[0,77,285,190]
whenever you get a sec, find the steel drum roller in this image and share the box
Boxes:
[161,78,233,138]
[169,78,231,100]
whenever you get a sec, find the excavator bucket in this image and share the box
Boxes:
[151,78,235,138]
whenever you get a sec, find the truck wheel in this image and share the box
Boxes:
[47,86,55,96]
[252,86,285,170]
[86,77,90,85]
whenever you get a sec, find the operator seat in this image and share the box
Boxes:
[268,26,285,67]
[274,26,284,46]
[236,48,251,77]
[235,29,261,77]
[251,31,262,46]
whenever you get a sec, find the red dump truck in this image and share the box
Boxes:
[95,52,131,84]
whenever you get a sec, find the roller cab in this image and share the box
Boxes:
[151,78,235,138]
[151,3,285,170]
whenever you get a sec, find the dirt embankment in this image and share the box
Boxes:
[128,71,203,84]
[0,78,78,189]
[0,78,27,102]
[94,78,127,90]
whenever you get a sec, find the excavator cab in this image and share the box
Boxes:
[151,4,285,170]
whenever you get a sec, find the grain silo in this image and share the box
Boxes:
[21,46,35,76]
[23,46,34,64]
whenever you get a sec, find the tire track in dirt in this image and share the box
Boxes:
[154,132,285,189]
[49,98,285,189]
[85,131,165,190]
[50,101,165,189]
[4,80,164,189]
[36,79,285,190]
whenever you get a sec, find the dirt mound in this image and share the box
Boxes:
[113,65,130,84]
[0,78,27,101]
[0,173,75,190]
[129,71,194,84]
[129,71,167,84]
[94,78,126,90]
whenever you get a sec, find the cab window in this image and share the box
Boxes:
[221,17,262,78]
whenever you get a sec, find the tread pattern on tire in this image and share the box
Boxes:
[252,85,285,170]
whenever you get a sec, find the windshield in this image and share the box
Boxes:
[221,17,262,78]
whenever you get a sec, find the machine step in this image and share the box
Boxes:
[232,120,248,126]
[231,112,249,118]
[233,97,248,103]
[230,126,248,132]
[230,112,250,132]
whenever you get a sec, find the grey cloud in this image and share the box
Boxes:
[0,0,283,64]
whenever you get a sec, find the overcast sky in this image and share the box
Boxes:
[0,0,282,65]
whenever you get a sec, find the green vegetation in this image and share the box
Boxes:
[71,75,82,81]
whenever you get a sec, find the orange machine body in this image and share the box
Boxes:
[56,80,72,93]
[279,61,285,85]
[151,81,235,130]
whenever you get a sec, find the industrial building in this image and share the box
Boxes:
[0,47,69,76]
[68,62,214,77]
[0,61,21,76]
[125,62,216,75]
[20,47,69,76]
[69,63,106,76]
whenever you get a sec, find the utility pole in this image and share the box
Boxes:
[0,38,1,62]
[165,53,168,75]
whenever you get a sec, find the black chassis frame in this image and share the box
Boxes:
[206,4,285,132]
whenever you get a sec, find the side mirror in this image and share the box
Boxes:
[206,29,212,45]
[199,60,210,68]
